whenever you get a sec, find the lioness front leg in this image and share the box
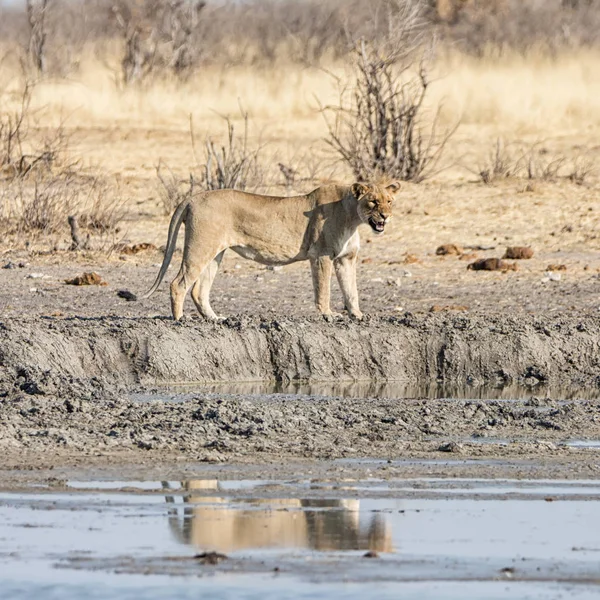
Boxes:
[334,253,363,320]
[310,256,340,321]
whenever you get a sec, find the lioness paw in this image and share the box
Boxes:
[322,312,343,323]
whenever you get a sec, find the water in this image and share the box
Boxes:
[2,477,600,599]
[131,380,600,402]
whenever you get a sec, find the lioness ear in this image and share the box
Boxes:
[386,181,401,194]
[352,183,369,198]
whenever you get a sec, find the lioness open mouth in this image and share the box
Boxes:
[369,218,385,233]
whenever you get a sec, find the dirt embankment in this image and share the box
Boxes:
[1,313,599,397]
[2,314,600,468]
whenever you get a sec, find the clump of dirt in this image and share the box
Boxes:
[429,304,469,312]
[467,258,518,272]
[403,254,421,264]
[117,290,138,301]
[436,244,463,256]
[0,391,599,462]
[504,246,534,259]
[64,272,107,286]
[117,243,158,255]
[547,264,567,272]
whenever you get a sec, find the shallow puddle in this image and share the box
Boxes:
[132,380,600,402]
[2,477,600,599]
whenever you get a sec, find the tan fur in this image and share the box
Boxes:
[142,181,399,321]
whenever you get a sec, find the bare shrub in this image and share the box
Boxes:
[156,160,188,215]
[324,2,458,182]
[567,154,595,185]
[26,0,51,74]
[0,83,125,242]
[112,0,207,85]
[477,138,521,184]
[474,139,594,185]
[197,112,264,192]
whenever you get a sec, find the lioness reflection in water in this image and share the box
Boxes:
[163,479,392,553]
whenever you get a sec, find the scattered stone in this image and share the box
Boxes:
[387,277,402,287]
[467,258,517,272]
[27,273,46,279]
[436,244,463,256]
[503,246,534,260]
[117,290,137,301]
[363,550,380,558]
[430,305,469,313]
[116,242,158,255]
[542,271,562,283]
[2,261,16,269]
[547,264,567,272]
[438,441,464,453]
[64,272,108,286]
[402,270,412,278]
[403,254,420,264]
[500,567,515,578]
[267,265,283,272]
[194,551,228,565]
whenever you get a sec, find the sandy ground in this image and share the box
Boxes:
[1,118,600,482]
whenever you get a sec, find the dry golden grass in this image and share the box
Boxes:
[1,46,599,253]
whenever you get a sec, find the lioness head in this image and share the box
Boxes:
[352,181,400,235]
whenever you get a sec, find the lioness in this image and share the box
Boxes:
[142,181,399,321]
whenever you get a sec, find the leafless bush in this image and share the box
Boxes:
[567,154,595,185]
[478,138,517,184]
[111,0,207,85]
[156,159,191,215]
[26,0,51,74]
[324,1,458,182]
[0,82,125,240]
[475,139,594,184]
[197,112,264,192]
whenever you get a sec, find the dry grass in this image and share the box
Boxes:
[0,44,599,250]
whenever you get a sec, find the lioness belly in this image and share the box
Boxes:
[230,243,304,265]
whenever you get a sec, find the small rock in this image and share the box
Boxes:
[542,271,561,282]
[267,265,283,272]
[546,264,566,272]
[27,273,46,279]
[438,441,464,453]
[363,550,380,558]
[387,277,402,287]
[194,551,228,565]
[402,270,412,277]
[2,261,16,269]
[117,290,137,301]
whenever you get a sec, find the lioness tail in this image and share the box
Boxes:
[140,199,188,299]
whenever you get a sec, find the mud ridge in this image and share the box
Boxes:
[1,314,599,397]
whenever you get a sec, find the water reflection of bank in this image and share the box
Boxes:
[163,480,392,553]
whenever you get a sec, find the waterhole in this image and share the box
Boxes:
[2,477,600,599]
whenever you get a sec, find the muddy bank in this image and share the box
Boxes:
[2,392,600,463]
[1,314,600,396]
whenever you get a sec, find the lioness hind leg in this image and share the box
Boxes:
[170,251,220,321]
[190,251,225,321]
